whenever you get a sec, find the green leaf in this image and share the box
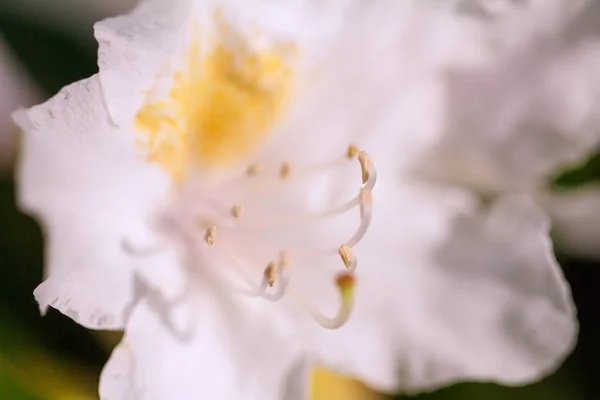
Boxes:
[551,151,600,190]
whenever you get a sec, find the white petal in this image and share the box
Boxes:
[100,291,310,400]
[246,0,491,177]
[311,179,577,392]
[537,184,600,260]
[94,0,192,125]
[14,75,180,329]
[416,0,600,193]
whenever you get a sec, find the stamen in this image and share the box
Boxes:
[231,204,243,219]
[279,162,291,179]
[346,144,359,159]
[204,225,217,247]
[357,151,371,184]
[167,145,376,327]
[264,262,277,287]
[260,261,289,302]
[246,164,263,176]
[297,272,356,330]
[338,244,357,272]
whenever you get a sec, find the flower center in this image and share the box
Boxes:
[154,145,377,330]
[126,17,375,331]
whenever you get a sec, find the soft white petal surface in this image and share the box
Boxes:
[100,286,309,400]
[416,0,600,193]
[311,178,577,392]
[14,76,180,329]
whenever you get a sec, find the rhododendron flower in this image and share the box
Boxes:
[15,1,580,399]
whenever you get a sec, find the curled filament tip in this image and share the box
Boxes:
[301,272,356,330]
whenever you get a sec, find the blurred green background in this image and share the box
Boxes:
[1,4,600,400]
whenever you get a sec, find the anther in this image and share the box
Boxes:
[357,151,372,184]
[346,144,359,159]
[231,204,243,219]
[338,245,353,268]
[280,162,291,179]
[264,262,277,287]
[246,164,263,176]
[204,226,217,247]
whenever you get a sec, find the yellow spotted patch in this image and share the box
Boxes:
[135,24,294,179]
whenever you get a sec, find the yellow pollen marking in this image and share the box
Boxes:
[135,22,295,179]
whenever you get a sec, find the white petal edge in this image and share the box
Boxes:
[94,0,192,126]
[14,75,182,329]
[537,184,600,260]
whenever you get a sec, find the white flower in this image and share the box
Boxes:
[14,1,579,399]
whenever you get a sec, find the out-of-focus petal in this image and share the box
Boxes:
[312,368,390,400]
[100,289,309,400]
[312,179,576,392]
[416,0,600,193]
[0,35,38,170]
